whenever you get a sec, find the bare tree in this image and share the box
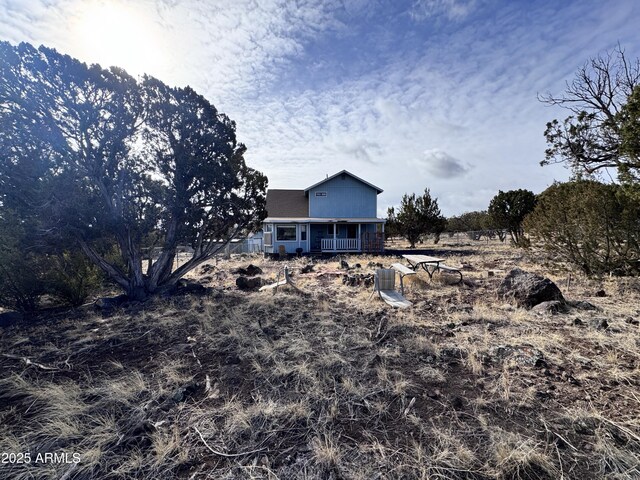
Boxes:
[539,45,640,181]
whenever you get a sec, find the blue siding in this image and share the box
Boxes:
[309,175,377,218]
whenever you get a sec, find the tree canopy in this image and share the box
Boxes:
[488,189,536,246]
[0,41,267,300]
[540,46,640,183]
[524,181,640,275]
[394,189,446,248]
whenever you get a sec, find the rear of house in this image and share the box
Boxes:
[262,170,385,254]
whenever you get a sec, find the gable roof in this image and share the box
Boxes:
[304,170,383,194]
[265,189,309,218]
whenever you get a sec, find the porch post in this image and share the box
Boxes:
[333,222,337,252]
[357,223,361,252]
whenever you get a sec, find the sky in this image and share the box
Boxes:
[1,0,639,216]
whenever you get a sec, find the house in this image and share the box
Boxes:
[262,170,385,254]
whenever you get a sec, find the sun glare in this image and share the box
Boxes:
[72,1,166,77]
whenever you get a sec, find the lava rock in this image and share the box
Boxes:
[497,268,565,309]
[236,276,263,290]
[569,300,598,311]
[177,281,208,295]
[232,264,263,276]
[94,294,128,311]
[531,300,568,315]
[300,264,314,274]
[590,318,609,330]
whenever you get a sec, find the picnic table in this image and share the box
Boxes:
[402,254,462,284]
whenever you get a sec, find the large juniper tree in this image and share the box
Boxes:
[0,42,267,300]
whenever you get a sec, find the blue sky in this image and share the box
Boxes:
[1,0,639,216]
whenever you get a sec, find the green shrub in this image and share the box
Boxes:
[47,251,104,306]
[524,181,640,275]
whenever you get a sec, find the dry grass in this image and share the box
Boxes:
[0,242,639,479]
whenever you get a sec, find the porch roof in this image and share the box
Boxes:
[265,217,385,224]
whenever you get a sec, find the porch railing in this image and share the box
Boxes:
[321,238,359,251]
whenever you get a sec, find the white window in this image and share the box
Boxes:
[276,225,297,241]
[300,225,307,241]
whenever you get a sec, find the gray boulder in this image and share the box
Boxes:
[498,268,565,309]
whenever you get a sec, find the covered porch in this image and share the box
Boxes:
[310,221,384,253]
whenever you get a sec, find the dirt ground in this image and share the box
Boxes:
[1,240,639,479]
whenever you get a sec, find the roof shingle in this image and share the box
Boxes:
[265,190,308,218]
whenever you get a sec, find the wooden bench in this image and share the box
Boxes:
[391,263,416,295]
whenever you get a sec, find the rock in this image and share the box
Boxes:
[245,264,263,276]
[300,264,314,274]
[232,264,263,276]
[573,317,584,326]
[236,276,263,290]
[94,294,128,311]
[590,318,609,330]
[177,281,207,295]
[625,317,639,326]
[200,264,215,275]
[531,300,568,315]
[439,347,467,363]
[342,273,374,287]
[595,289,607,297]
[569,300,598,311]
[497,268,565,309]
[367,261,383,268]
[488,344,545,367]
[0,311,23,328]
[340,259,350,269]
[354,263,362,269]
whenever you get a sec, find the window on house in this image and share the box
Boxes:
[276,225,296,241]
[315,191,327,197]
[300,225,307,241]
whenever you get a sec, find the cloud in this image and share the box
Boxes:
[410,149,470,179]
[2,0,640,217]
[334,139,381,165]
[409,0,477,21]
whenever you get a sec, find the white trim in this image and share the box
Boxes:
[264,217,385,223]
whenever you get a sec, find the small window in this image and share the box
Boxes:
[276,225,296,241]
[315,191,327,197]
[300,225,307,241]
[263,232,273,246]
[264,224,273,232]
[327,224,334,235]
